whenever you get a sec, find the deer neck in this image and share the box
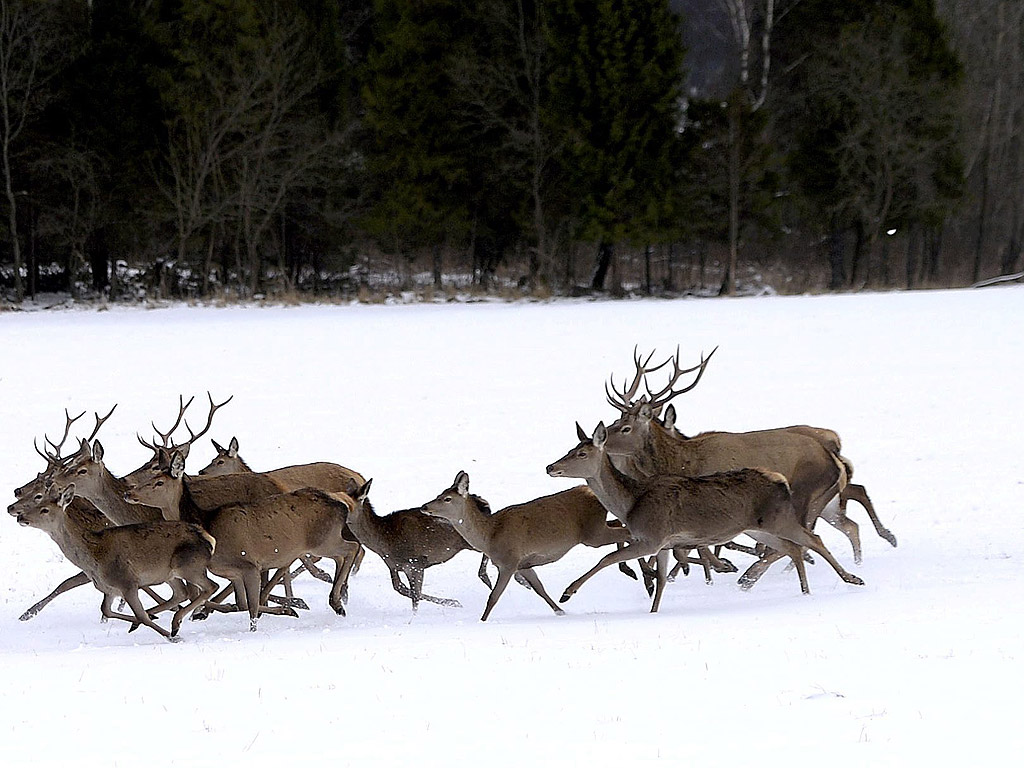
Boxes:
[55,499,113,568]
[649,423,694,474]
[344,496,386,552]
[584,455,642,523]
[173,480,207,526]
[441,495,496,554]
[94,469,163,525]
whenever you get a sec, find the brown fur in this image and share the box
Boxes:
[421,476,631,621]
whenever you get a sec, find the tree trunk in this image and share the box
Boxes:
[827,220,846,290]
[592,240,613,291]
[432,244,442,288]
[723,97,741,296]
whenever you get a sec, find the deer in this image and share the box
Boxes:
[12,481,218,641]
[10,407,172,621]
[125,449,364,630]
[342,481,497,610]
[600,348,884,582]
[197,436,366,498]
[420,472,633,621]
[547,422,864,612]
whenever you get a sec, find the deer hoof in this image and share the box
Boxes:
[883,531,898,547]
[249,619,258,632]
[128,622,140,633]
[441,598,461,608]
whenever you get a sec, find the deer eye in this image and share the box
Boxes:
[34,494,43,501]
[621,426,632,434]
[577,451,588,458]
[77,468,87,475]
[155,481,164,487]
[444,496,452,503]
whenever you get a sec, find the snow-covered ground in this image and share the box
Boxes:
[1,287,1021,767]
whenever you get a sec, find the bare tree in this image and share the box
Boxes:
[0,0,74,300]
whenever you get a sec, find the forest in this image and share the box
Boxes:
[0,0,1018,302]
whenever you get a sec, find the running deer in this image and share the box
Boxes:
[601,348,892,577]
[197,436,365,498]
[10,408,167,621]
[125,450,364,630]
[13,482,217,641]
[420,474,632,621]
[343,481,494,610]
[547,423,864,612]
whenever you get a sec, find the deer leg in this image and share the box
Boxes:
[695,547,714,584]
[242,569,262,631]
[480,567,516,622]
[388,567,417,603]
[328,557,349,616]
[737,547,787,590]
[819,501,863,563]
[122,590,175,641]
[261,566,310,610]
[517,567,565,616]
[20,571,91,621]
[99,592,142,626]
[291,555,333,584]
[784,527,864,587]
[650,549,670,613]
[561,542,658,604]
[406,566,461,609]
[477,554,493,589]
[844,483,897,548]
[171,575,218,638]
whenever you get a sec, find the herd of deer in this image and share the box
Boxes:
[6,348,898,641]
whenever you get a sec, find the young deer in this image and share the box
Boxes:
[13,482,217,641]
[126,451,364,630]
[421,474,632,621]
[547,423,864,612]
[344,480,493,610]
[198,436,366,498]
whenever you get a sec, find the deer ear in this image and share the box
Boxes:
[663,404,676,430]
[575,421,588,443]
[92,440,104,462]
[228,437,239,456]
[638,402,654,421]
[454,471,470,496]
[178,443,191,459]
[170,451,186,479]
[593,422,607,448]
[211,440,225,453]
[58,484,76,509]
[356,479,372,501]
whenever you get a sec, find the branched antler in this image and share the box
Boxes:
[605,347,673,413]
[643,346,718,410]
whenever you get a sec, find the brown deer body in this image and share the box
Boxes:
[421,475,631,621]
[344,482,495,610]
[125,451,363,630]
[548,424,863,611]
[198,437,366,498]
[13,483,217,641]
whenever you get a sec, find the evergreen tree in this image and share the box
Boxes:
[547,0,685,291]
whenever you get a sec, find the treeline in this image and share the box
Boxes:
[0,0,1010,302]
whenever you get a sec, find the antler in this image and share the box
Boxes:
[137,393,230,454]
[181,392,234,450]
[605,347,672,413]
[148,394,196,449]
[85,405,117,443]
[643,346,718,410]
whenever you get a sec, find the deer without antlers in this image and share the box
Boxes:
[548,423,864,612]
[13,482,217,641]
[421,473,632,621]
[343,479,497,611]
